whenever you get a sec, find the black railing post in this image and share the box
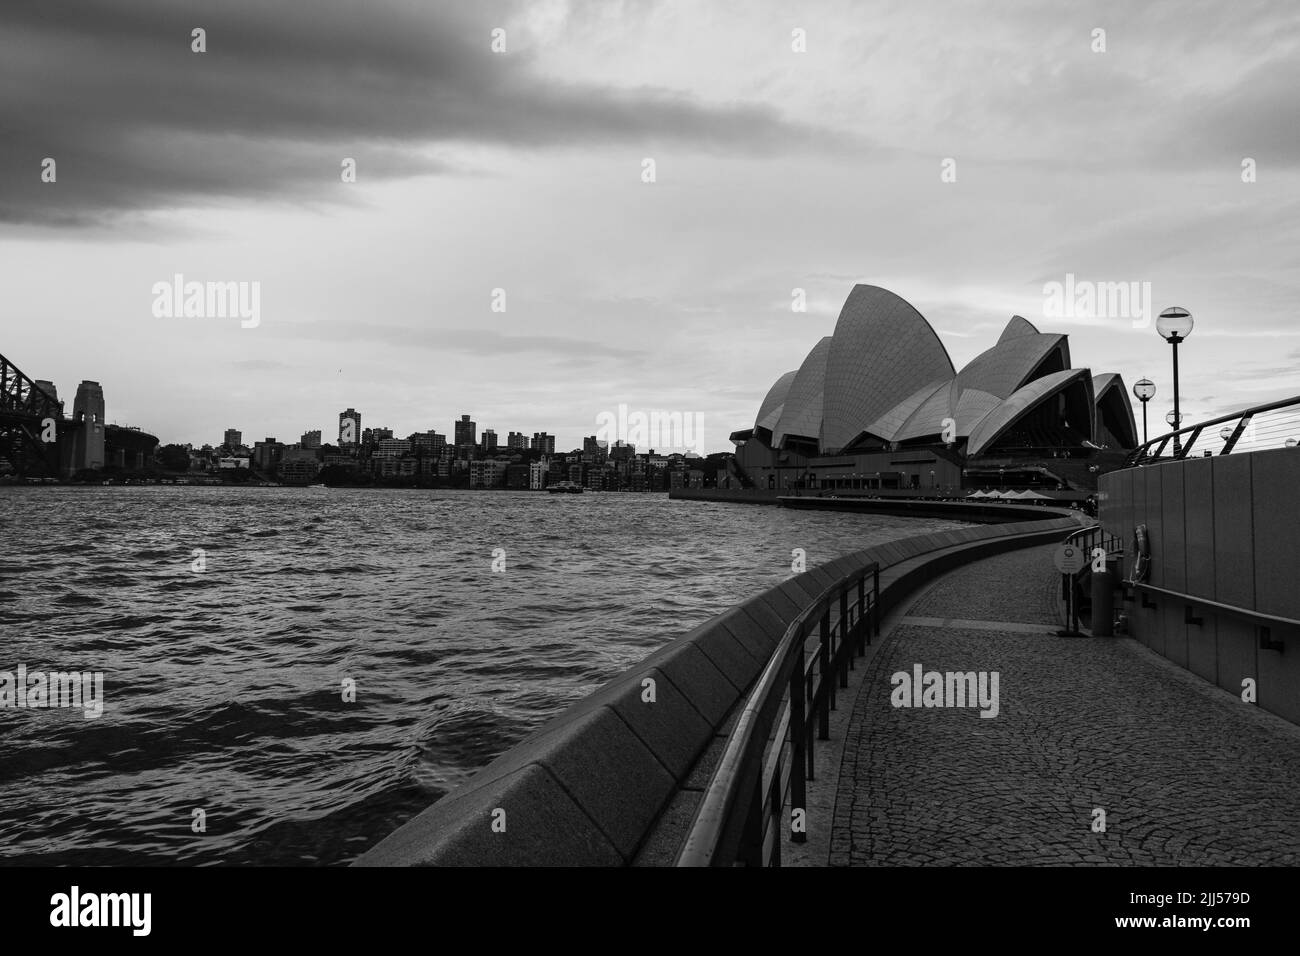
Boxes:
[857,575,867,652]
[839,587,851,687]
[768,762,782,866]
[739,773,764,867]
[872,566,880,639]
[818,610,831,740]
[790,637,810,817]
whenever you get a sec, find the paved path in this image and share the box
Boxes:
[828,545,1300,866]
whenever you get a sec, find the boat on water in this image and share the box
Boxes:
[546,481,584,494]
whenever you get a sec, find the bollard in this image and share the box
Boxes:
[1091,564,1115,636]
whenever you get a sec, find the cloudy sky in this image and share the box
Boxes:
[2,0,1297,452]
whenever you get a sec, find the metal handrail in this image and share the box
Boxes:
[676,562,880,867]
[1133,580,1294,632]
[1057,524,1123,634]
[1124,394,1300,466]
[1063,523,1123,557]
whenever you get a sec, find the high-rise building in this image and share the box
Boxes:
[339,408,361,445]
[300,430,322,449]
[531,432,555,455]
[454,414,476,447]
[224,428,242,448]
[507,431,528,451]
[481,428,498,454]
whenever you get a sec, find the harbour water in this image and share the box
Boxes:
[0,487,967,865]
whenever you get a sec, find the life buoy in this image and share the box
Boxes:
[1130,524,1151,584]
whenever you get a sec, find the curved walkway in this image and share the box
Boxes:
[828,545,1300,866]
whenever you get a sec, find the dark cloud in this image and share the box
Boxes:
[0,0,842,225]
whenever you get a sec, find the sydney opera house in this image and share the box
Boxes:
[727,285,1137,495]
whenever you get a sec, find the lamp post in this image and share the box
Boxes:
[1132,378,1156,445]
[930,468,936,490]
[1157,307,1194,456]
[999,466,1005,490]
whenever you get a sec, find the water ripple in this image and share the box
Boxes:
[0,486,966,865]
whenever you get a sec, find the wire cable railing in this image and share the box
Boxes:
[1125,395,1300,466]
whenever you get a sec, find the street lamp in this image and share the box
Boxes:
[1132,378,1156,445]
[999,466,1005,490]
[1157,307,1194,456]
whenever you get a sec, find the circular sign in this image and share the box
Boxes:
[1053,544,1086,575]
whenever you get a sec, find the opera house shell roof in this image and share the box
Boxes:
[739,284,1136,458]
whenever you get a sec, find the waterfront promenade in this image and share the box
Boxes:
[818,546,1300,867]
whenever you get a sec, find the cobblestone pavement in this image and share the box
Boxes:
[828,545,1300,866]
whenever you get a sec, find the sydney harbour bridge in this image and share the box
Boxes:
[0,351,157,479]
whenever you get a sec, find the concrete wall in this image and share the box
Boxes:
[1099,448,1300,724]
[356,513,1078,867]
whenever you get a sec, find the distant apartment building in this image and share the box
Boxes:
[481,429,498,454]
[412,431,446,456]
[505,463,530,489]
[528,459,549,490]
[469,459,507,489]
[373,457,418,478]
[323,452,360,471]
[531,432,555,455]
[507,431,528,451]
[300,430,322,449]
[280,443,323,483]
[376,438,412,457]
[339,408,361,445]
[218,457,249,469]
[223,428,242,448]
[252,437,285,472]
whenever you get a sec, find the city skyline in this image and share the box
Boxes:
[2,1,1297,456]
